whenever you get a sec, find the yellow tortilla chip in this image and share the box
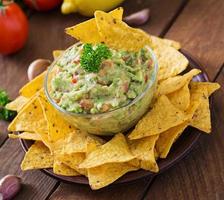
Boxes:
[190,94,211,133]
[153,45,189,80]
[8,96,48,133]
[19,71,46,98]
[52,50,64,60]
[61,130,89,154]
[129,135,159,172]
[79,133,134,168]
[167,84,190,111]
[36,131,53,153]
[85,137,138,190]
[129,95,188,140]
[188,82,220,133]
[21,141,54,170]
[65,7,123,44]
[186,83,209,120]
[190,82,220,96]
[95,10,151,51]
[58,153,86,175]
[8,132,41,141]
[38,94,77,142]
[157,69,201,96]
[5,96,29,112]
[88,162,138,190]
[156,122,188,158]
[55,132,104,175]
[151,35,181,50]
[53,156,80,176]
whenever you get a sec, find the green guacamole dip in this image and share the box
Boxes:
[50,43,154,114]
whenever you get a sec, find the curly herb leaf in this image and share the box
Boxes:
[0,90,17,121]
[80,43,112,73]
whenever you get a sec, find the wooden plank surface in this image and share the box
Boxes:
[165,0,224,80]
[143,0,224,198]
[49,178,153,200]
[0,0,223,199]
[145,67,224,200]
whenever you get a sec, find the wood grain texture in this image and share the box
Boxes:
[144,67,224,200]
[122,0,188,35]
[165,0,224,80]
[0,139,58,200]
[49,177,154,200]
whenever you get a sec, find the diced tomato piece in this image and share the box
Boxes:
[144,74,148,83]
[122,82,129,93]
[72,74,78,84]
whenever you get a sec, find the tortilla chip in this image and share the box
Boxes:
[5,96,29,112]
[190,94,211,133]
[167,84,190,111]
[88,162,138,190]
[53,156,80,176]
[65,7,123,44]
[157,69,201,96]
[8,96,48,133]
[188,82,219,133]
[55,131,88,175]
[156,122,188,158]
[85,137,138,190]
[95,10,151,51]
[190,82,220,96]
[52,50,64,60]
[186,83,209,120]
[19,71,46,98]
[39,94,77,142]
[21,141,53,170]
[79,133,134,168]
[58,153,86,175]
[37,132,53,152]
[151,35,181,50]
[9,132,41,141]
[153,45,189,80]
[129,135,159,172]
[129,95,188,140]
[62,130,89,154]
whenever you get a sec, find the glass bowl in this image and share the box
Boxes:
[44,45,158,136]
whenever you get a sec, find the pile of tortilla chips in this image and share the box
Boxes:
[7,8,220,190]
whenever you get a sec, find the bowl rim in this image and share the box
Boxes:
[44,44,158,117]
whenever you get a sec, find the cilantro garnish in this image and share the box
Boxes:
[0,90,17,121]
[80,43,112,73]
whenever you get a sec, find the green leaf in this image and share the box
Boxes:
[80,43,112,73]
[0,89,17,121]
[0,90,10,106]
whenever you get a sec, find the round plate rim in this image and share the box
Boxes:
[19,49,210,185]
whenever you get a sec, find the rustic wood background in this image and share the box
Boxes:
[0,0,223,199]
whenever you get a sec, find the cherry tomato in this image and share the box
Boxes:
[24,0,62,11]
[0,2,29,55]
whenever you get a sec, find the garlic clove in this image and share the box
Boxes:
[0,175,22,200]
[27,59,51,81]
[124,8,151,26]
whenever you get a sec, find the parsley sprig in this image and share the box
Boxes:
[80,43,112,73]
[0,90,17,121]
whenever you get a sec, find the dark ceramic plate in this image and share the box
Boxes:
[20,50,209,185]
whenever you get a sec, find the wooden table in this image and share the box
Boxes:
[0,0,224,199]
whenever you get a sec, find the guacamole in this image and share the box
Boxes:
[50,43,154,114]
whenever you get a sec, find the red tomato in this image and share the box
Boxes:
[24,0,62,11]
[0,2,29,55]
